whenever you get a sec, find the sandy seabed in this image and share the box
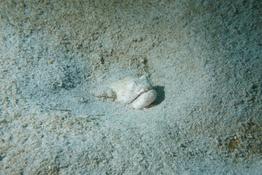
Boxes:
[0,0,262,174]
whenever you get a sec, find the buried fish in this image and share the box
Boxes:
[94,75,157,109]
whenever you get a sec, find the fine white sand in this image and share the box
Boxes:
[0,1,262,174]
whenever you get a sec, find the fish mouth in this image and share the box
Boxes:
[129,88,152,104]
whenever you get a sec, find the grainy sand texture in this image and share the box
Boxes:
[0,0,262,174]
